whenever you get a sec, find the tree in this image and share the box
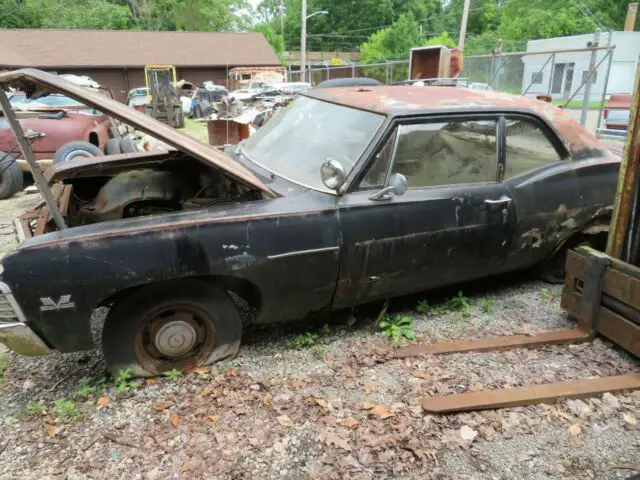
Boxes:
[25,0,133,29]
[360,12,423,63]
[255,0,282,25]
[252,24,285,64]
[424,32,456,48]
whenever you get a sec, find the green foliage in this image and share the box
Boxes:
[479,298,493,314]
[252,24,285,64]
[287,332,318,349]
[311,345,327,359]
[76,377,108,398]
[53,398,85,422]
[425,32,456,48]
[0,0,252,31]
[26,401,46,416]
[0,354,6,382]
[114,368,140,393]
[360,12,424,63]
[379,314,416,342]
[415,299,430,314]
[164,368,183,382]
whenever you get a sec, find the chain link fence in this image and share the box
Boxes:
[288,37,617,135]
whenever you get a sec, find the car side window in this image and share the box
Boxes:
[360,129,397,189]
[361,119,499,189]
[504,118,564,178]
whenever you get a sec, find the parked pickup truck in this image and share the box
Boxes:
[0,69,619,377]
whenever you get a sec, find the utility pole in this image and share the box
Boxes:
[300,0,307,83]
[581,28,600,126]
[458,0,471,51]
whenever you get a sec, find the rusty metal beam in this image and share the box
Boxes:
[607,63,640,259]
[422,374,640,413]
[393,328,590,358]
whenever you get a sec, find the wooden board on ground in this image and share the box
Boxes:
[393,328,591,358]
[422,374,640,413]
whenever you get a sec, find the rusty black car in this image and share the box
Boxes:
[0,69,619,377]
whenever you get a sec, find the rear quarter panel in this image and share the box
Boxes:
[503,153,619,271]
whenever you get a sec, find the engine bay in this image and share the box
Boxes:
[18,153,263,238]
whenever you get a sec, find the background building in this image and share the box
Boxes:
[0,29,282,102]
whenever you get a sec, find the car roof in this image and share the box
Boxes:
[304,85,604,157]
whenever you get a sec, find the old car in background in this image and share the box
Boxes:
[0,91,115,199]
[602,93,631,134]
[0,69,618,377]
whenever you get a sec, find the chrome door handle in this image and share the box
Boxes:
[484,197,512,207]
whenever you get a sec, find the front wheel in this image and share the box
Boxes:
[102,280,242,377]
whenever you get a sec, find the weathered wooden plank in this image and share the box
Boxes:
[393,329,590,358]
[422,374,640,413]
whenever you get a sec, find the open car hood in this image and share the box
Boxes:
[0,69,274,196]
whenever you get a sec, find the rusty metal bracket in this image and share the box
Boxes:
[422,373,640,413]
[576,245,611,334]
[393,328,590,358]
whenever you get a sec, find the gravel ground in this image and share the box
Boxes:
[0,193,639,480]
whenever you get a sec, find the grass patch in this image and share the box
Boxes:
[553,100,604,110]
[164,368,183,382]
[181,118,209,143]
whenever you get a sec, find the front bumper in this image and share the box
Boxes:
[0,322,51,356]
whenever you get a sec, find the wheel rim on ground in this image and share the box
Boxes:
[135,304,217,374]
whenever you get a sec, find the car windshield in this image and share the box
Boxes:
[14,94,85,110]
[241,96,384,192]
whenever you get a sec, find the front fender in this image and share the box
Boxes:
[2,195,341,352]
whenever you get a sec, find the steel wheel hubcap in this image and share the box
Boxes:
[154,320,197,357]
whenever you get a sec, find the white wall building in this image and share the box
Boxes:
[521,31,640,100]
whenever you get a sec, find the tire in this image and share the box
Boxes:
[54,141,103,165]
[102,280,242,378]
[119,137,136,154]
[105,138,122,155]
[0,152,23,199]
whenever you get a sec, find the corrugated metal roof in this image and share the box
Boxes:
[0,29,281,68]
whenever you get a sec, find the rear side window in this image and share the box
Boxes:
[504,119,564,178]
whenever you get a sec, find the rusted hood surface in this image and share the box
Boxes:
[0,68,274,196]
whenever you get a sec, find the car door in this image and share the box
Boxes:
[333,115,516,307]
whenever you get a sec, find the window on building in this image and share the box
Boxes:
[361,119,499,189]
[581,70,597,84]
[531,72,544,84]
[504,119,564,178]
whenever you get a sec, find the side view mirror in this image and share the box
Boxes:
[369,173,407,201]
[321,158,347,190]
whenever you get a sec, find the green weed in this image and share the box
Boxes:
[379,314,416,342]
[164,369,183,382]
[25,401,46,416]
[0,355,7,382]
[76,377,108,398]
[53,398,84,422]
[287,332,318,349]
[479,298,493,313]
[415,299,430,314]
[114,368,140,393]
[311,345,327,359]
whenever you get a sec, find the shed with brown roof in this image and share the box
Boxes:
[0,29,282,101]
